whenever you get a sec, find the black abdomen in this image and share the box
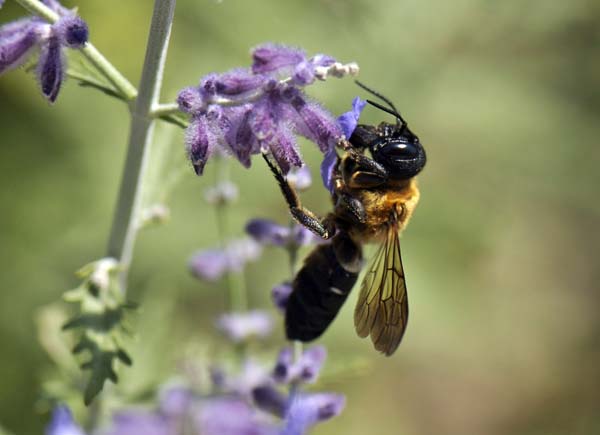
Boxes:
[286,240,360,342]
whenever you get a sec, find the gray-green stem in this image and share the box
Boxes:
[15,0,137,100]
[106,0,176,290]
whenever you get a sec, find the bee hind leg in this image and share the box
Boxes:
[262,154,333,239]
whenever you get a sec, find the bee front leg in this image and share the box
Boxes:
[262,154,334,239]
[342,151,389,189]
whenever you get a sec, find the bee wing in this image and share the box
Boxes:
[354,226,408,356]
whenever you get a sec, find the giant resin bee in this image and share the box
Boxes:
[264,81,426,356]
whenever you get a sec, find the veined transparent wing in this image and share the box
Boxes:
[354,226,408,356]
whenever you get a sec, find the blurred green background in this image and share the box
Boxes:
[1,0,599,434]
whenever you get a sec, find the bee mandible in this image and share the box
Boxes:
[263,81,426,356]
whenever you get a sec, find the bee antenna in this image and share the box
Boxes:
[355,80,407,129]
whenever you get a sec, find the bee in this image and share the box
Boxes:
[263,81,426,356]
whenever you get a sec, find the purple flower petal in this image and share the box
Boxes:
[292,61,314,86]
[0,21,43,74]
[286,90,342,152]
[338,97,367,138]
[188,249,229,281]
[286,165,311,191]
[268,125,302,175]
[216,310,273,343]
[283,393,345,435]
[273,346,327,384]
[251,43,306,74]
[246,218,291,246]
[252,385,288,417]
[197,398,278,435]
[185,115,216,175]
[37,36,64,103]
[271,281,292,312]
[158,386,193,417]
[225,237,262,272]
[53,15,88,48]
[177,86,205,115]
[216,68,267,96]
[297,346,327,383]
[320,148,338,193]
[223,105,256,168]
[106,410,173,435]
[46,406,86,435]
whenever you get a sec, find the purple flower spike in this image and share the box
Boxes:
[53,15,88,48]
[0,20,43,74]
[246,218,291,246]
[216,310,273,343]
[46,405,86,435]
[271,281,292,312]
[338,96,367,138]
[286,165,311,190]
[273,347,294,382]
[252,43,306,74]
[320,148,338,193]
[283,393,346,435]
[37,36,64,103]
[188,249,230,281]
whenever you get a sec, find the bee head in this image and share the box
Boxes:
[370,123,426,180]
[353,81,426,180]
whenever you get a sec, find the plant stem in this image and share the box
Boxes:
[106,0,176,291]
[14,0,137,100]
[213,156,247,312]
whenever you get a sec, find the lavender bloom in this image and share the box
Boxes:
[283,393,346,435]
[252,384,288,417]
[53,15,88,49]
[188,237,262,281]
[216,310,273,343]
[188,248,229,281]
[246,218,322,247]
[46,406,86,435]
[273,346,327,384]
[0,3,89,103]
[251,43,306,75]
[338,97,367,139]
[320,148,338,193]
[106,411,173,435]
[37,36,64,103]
[271,281,292,312]
[178,44,357,176]
[197,397,279,435]
[0,18,45,74]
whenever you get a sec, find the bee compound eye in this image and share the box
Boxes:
[380,141,419,160]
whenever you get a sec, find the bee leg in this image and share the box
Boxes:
[262,154,333,239]
[343,151,389,189]
[335,193,367,224]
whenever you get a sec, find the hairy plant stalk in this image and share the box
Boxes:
[14,0,137,99]
[106,0,176,291]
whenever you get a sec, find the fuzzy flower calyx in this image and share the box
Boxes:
[178,44,358,176]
